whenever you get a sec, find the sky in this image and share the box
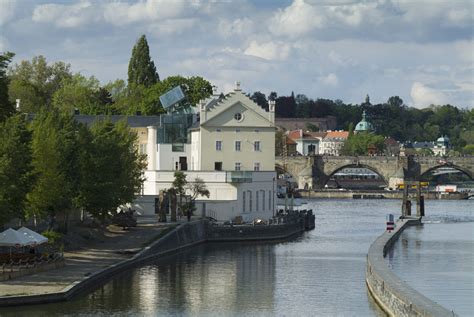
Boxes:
[1,0,473,108]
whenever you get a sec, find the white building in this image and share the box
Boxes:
[319,131,349,156]
[141,83,277,222]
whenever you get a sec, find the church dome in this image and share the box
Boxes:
[355,110,374,132]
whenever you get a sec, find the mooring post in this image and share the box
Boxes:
[416,181,421,217]
[401,184,408,217]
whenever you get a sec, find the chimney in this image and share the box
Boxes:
[269,99,275,123]
[199,99,207,123]
[212,85,219,97]
[234,81,241,92]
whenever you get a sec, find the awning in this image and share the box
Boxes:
[0,228,34,247]
[17,227,48,245]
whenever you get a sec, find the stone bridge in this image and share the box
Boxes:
[275,155,474,189]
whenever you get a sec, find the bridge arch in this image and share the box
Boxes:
[420,164,473,180]
[323,164,388,187]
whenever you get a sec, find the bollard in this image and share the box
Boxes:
[406,200,412,216]
[386,214,395,232]
[420,195,425,217]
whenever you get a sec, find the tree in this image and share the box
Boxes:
[305,122,319,132]
[342,132,385,156]
[52,74,114,115]
[8,56,72,113]
[77,119,146,224]
[128,35,159,87]
[0,115,32,226]
[184,178,210,221]
[0,52,15,121]
[28,110,73,227]
[250,91,269,111]
[172,171,187,222]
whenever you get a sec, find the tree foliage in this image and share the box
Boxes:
[0,52,15,121]
[8,55,72,113]
[128,35,159,87]
[0,115,32,226]
[341,132,385,156]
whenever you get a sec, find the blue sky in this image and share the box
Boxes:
[1,0,473,108]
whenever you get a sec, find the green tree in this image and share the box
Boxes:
[8,56,72,113]
[462,144,474,155]
[172,171,187,222]
[0,52,15,121]
[342,132,385,156]
[0,115,32,226]
[77,119,146,224]
[52,74,114,115]
[28,110,74,226]
[184,178,210,221]
[305,122,319,132]
[128,35,159,87]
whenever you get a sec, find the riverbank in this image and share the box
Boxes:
[0,212,312,307]
[366,217,455,316]
[298,190,469,200]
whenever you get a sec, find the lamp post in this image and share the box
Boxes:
[272,177,275,217]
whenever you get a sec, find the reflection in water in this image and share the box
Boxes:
[0,199,471,317]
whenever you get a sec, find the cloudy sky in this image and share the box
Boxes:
[1,0,473,108]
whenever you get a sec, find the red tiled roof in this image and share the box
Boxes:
[325,131,349,139]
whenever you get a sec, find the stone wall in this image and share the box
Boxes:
[366,218,456,317]
[207,222,304,241]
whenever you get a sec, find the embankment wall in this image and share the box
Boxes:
[366,218,456,317]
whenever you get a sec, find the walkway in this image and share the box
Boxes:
[0,216,176,297]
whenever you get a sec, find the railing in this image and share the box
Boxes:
[0,252,64,275]
[226,171,253,183]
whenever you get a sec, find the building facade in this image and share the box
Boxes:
[142,83,277,222]
[319,131,349,156]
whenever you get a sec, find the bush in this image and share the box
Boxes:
[41,230,63,245]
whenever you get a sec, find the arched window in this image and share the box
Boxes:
[248,190,252,212]
[262,190,265,210]
[256,191,259,211]
[243,191,246,213]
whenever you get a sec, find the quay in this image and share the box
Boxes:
[0,211,314,307]
[298,189,469,200]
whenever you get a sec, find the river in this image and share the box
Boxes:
[0,199,472,316]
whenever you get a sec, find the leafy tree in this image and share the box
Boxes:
[8,56,72,112]
[128,35,159,87]
[184,178,210,221]
[305,122,319,132]
[52,74,114,115]
[0,52,15,121]
[275,95,296,118]
[462,144,474,155]
[77,119,146,224]
[28,110,74,226]
[250,91,269,111]
[172,171,187,222]
[0,115,32,226]
[342,132,385,156]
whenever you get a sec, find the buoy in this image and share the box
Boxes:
[386,214,395,232]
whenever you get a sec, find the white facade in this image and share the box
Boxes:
[141,83,277,222]
[320,139,345,156]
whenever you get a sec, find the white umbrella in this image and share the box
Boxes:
[17,227,48,245]
[0,228,33,247]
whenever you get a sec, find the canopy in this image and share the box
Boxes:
[17,227,48,245]
[0,228,34,247]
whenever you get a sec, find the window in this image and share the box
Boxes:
[139,144,147,154]
[234,113,242,121]
[216,140,222,151]
[235,129,240,133]
[235,141,241,151]
[216,128,221,132]
[248,191,252,212]
[256,191,259,211]
[254,129,259,133]
[262,190,265,210]
[235,162,241,171]
[243,191,246,213]
[268,190,271,210]
[254,141,261,151]
[214,162,222,171]
[254,162,260,171]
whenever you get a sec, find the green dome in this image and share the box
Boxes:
[355,111,374,132]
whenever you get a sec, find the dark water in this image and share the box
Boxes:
[0,199,472,317]
[387,200,474,316]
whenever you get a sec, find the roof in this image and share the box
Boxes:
[355,110,374,132]
[287,130,325,141]
[286,136,297,145]
[324,131,349,140]
[384,137,399,146]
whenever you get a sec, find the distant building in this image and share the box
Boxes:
[285,135,297,156]
[400,136,450,157]
[287,130,327,155]
[433,136,451,156]
[320,131,349,156]
[354,110,374,133]
[384,137,400,156]
[275,116,337,132]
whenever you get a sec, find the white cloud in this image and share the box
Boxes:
[318,73,339,86]
[410,82,448,107]
[244,40,290,61]
[0,0,17,26]
[269,0,326,38]
[32,1,98,28]
[103,0,198,25]
[147,18,196,36]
